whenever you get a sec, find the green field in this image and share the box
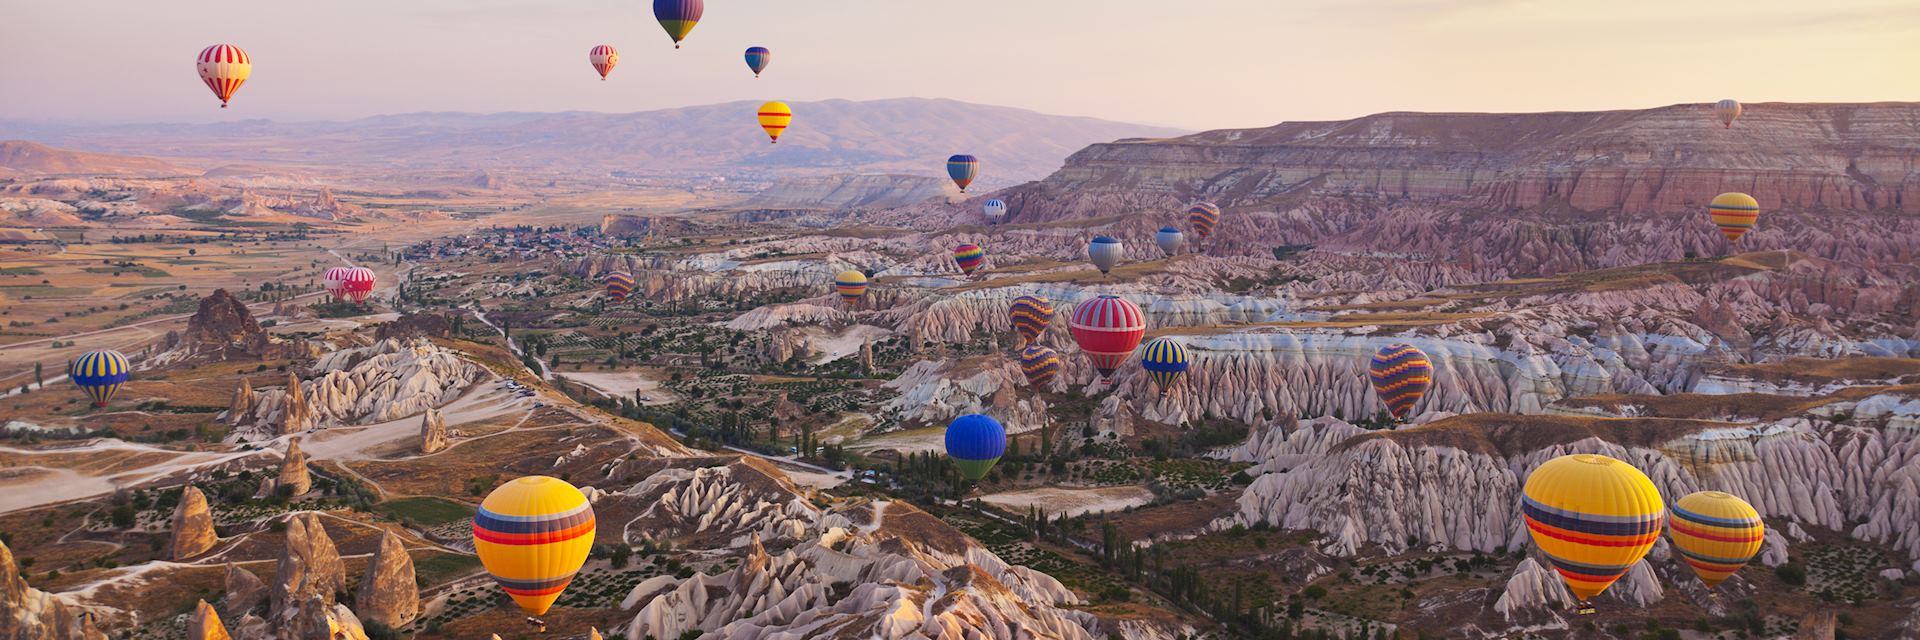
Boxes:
[374,497,474,526]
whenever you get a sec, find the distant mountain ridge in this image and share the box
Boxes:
[1,98,1186,185]
[0,140,187,177]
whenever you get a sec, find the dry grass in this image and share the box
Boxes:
[1339,413,1735,458]
[1721,357,1920,385]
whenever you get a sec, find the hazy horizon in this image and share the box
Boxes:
[4,0,1917,130]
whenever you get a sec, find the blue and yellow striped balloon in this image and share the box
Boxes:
[834,270,868,305]
[1368,343,1433,421]
[1139,337,1189,392]
[1668,491,1764,588]
[1008,295,1053,344]
[1522,454,1665,606]
[947,154,980,192]
[743,46,771,77]
[69,349,130,407]
[473,476,597,617]
[1018,344,1061,388]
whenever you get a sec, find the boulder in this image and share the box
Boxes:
[170,485,218,560]
[188,600,233,640]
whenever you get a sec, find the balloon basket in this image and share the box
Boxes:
[1574,602,1596,615]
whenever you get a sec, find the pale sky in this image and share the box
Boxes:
[3,0,1916,130]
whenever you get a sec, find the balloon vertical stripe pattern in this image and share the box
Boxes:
[196,44,252,108]
[1709,192,1759,243]
[1714,99,1742,128]
[834,270,867,305]
[1139,337,1190,392]
[983,200,1008,224]
[758,102,792,143]
[1019,345,1062,388]
[342,267,376,304]
[1155,227,1185,257]
[473,476,596,617]
[953,244,986,275]
[1087,236,1123,274]
[1069,295,1146,384]
[946,155,980,192]
[1188,203,1220,241]
[1009,295,1053,344]
[323,266,353,302]
[653,0,704,47]
[1368,344,1433,421]
[589,45,619,80]
[744,47,771,77]
[1521,454,1665,604]
[70,350,131,407]
[1667,491,1764,588]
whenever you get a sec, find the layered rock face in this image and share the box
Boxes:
[352,531,418,629]
[0,539,107,640]
[229,338,482,440]
[984,102,1920,274]
[170,485,218,560]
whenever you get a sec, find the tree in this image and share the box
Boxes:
[33,362,42,389]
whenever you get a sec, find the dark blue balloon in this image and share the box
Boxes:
[945,414,1006,480]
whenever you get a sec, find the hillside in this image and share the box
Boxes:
[0,140,187,177]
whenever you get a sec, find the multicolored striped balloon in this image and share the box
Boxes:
[953,244,986,275]
[947,155,980,192]
[196,44,251,108]
[1188,202,1220,241]
[1009,295,1053,344]
[945,414,1006,481]
[833,270,867,305]
[653,0,703,48]
[1522,454,1665,607]
[70,349,130,407]
[1667,491,1764,588]
[982,200,1008,224]
[341,267,376,304]
[1368,343,1433,421]
[1139,337,1190,392]
[473,476,596,617]
[1070,295,1145,384]
[1018,345,1062,388]
[1708,192,1759,243]
[603,271,635,303]
[1087,236,1123,275]
[589,45,619,80]
[744,47,770,77]
[758,101,792,144]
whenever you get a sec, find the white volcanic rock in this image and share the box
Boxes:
[232,338,482,440]
[727,303,851,332]
[1492,558,1575,620]
[617,459,823,547]
[881,358,1050,432]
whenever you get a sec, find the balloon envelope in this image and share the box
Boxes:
[1069,295,1145,383]
[983,200,1008,223]
[945,414,1006,481]
[70,349,130,407]
[1668,491,1764,588]
[1522,454,1665,604]
[473,476,596,616]
[323,266,353,302]
[1140,337,1189,392]
[1009,295,1054,344]
[196,44,251,108]
[1018,345,1062,388]
[946,155,980,192]
[604,271,635,303]
[342,267,376,304]
[653,0,704,47]
[834,270,867,305]
[744,47,770,76]
[758,102,792,143]
[953,244,986,275]
[1188,203,1220,241]
[1155,227,1184,257]
[1709,192,1759,243]
[1714,99,1742,128]
[589,45,619,79]
[1368,343,1433,421]
[1087,236,1123,274]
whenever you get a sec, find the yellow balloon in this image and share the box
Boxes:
[1521,454,1665,605]
[1709,192,1759,243]
[758,101,792,144]
[1668,491,1764,588]
[472,476,596,616]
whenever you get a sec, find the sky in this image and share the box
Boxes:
[3,0,1917,130]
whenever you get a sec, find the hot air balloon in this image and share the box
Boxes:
[1368,343,1433,421]
[1009,295,1053,344]
[1155,227,1184,257]
[946,155,980,192]
[744,47,771,77]
[982,199,1007,224]
[834,270,867,305]
[1188,203,1220,242]
[1522,454,1665,614]
[473,476,596,621]
[342,267,376,304]
[1087,236,1123,275]
[603,271,635,303]
[953,244,986,276]
[945,414,1006,481]
[1668,491,1764,588]
[1018,345,1062,388]
[758,101,792,144]
[589,45,619,80]
[653,0,703,49]
[1714,99,1742,128]
[1070,295,1145,384]
[196,44,251,108]
[1708,192,1759,243]
[1139,337,1189,393]
[69,349,130,407]
[322,266,352,302]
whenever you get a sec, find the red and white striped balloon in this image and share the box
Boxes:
[1069,295,1146,384]
[342,267,376,304]
[196,44,251,108]
[589,45,619,80]
[322,266,353,302]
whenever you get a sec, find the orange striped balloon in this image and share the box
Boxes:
[196,44,252,108]
[1708,192,1759,243]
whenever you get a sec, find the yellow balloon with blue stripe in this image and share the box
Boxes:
[1522,454,1665,607]
[1668,491,1764,588]
[1139,337,1190,393]
[69,349,130,407]
[472,476,596,616]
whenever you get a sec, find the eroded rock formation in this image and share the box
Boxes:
[351,530,418,629]
[231,338,483,440]
[0,539,108,640]
[170,485,218,560]
[269,513,346,619]
[418,407,447,454]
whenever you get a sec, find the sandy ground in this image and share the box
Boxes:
[266,312,402,335]
[806,324,893,365]
[845,426,946,456]
[0,440,267,514]
[978,485,1156,518]
[300,381,532,461]
[778,466,848,490]
[557,370,678,405]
